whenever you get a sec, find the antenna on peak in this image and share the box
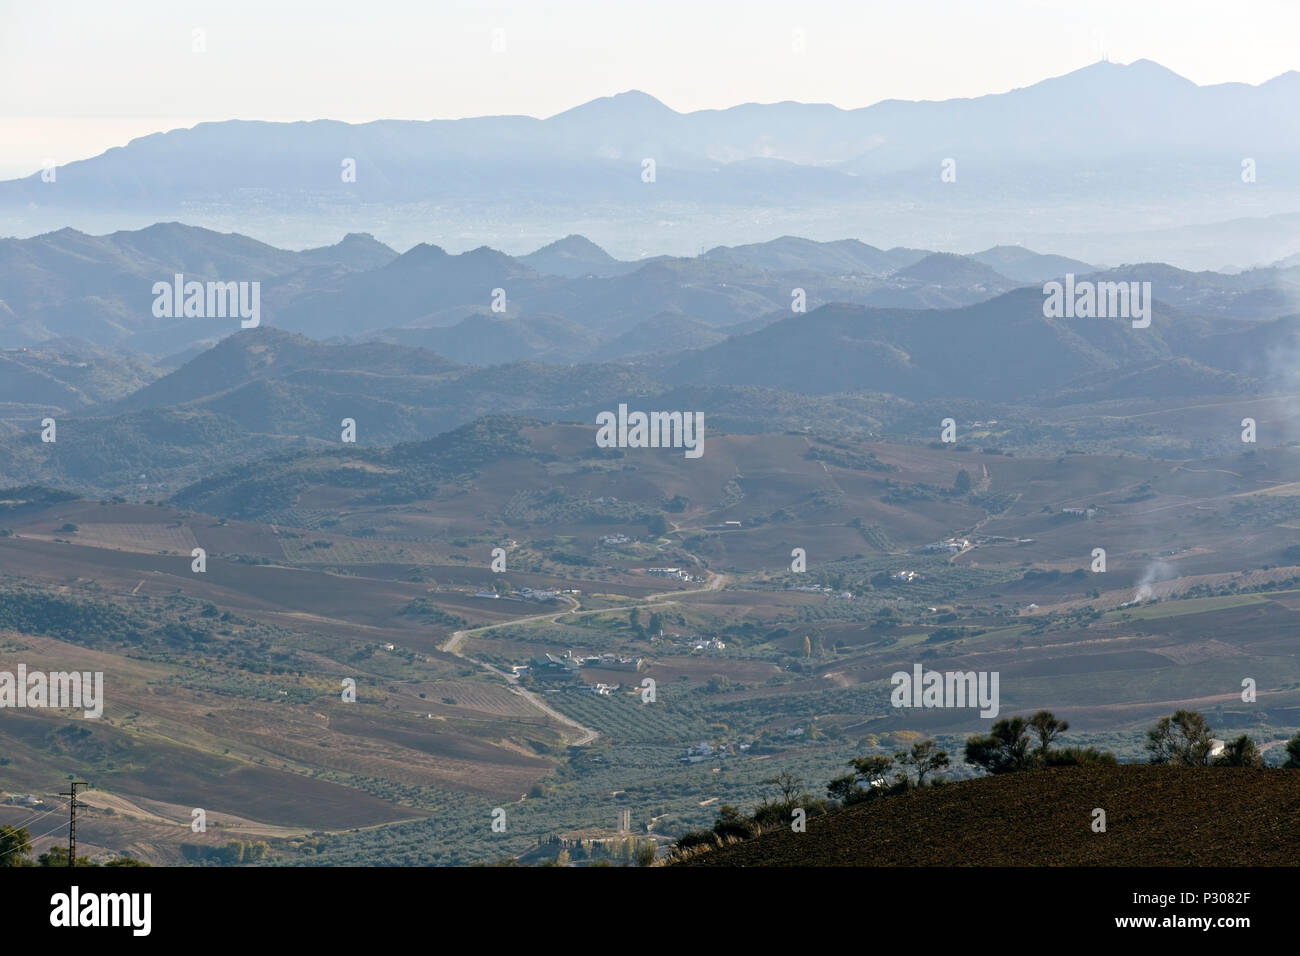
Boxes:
[1091,29,1108,64]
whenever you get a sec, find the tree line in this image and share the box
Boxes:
[669,708,1300,861]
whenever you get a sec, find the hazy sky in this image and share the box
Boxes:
[2,0,1298,177]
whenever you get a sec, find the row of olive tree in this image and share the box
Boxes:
[826,739,953,805]
[961,708,1300,773]
[962,710,1117,774]
[824,712,1090,801]
[670,710,1300,860]
[1145,709,1300,767]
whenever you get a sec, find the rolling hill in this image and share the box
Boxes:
[677,766,1300,866]
[661,290,1220,401]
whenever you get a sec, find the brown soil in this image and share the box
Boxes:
[678,765,1300,866]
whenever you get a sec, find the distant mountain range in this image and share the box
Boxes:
[5,60,1300,267]
[2,257,1293,498]
[6,220,1300,363]
[3,212,1298,501]
[0,222,1083,355]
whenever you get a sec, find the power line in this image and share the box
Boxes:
[57,781,89,867]
[5,802,67,830]
[24,815,74,843]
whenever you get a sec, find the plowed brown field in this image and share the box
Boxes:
[680,766,1300,866]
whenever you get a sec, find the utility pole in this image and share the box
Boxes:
[58,781,89,867]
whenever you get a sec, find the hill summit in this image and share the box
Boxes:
[676,766,1300,866]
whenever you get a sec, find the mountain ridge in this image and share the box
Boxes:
[6,60,1300,268]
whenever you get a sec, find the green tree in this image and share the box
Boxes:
[754,772,816,829]
[624,837,641,864]
[215,840,246,864]
[647,513,669,537]
[0,825,32,866]
[827,773,863,805]
[848,754,894,789]
[38,846,92,867]
[634,840,658,867]
[830,754,893,803]
[764,771,806,805]
[1146,710,1214,765]
[895,739,950,785]
[1284,731,1300,769]
[1214,735,1262,767]
[711,805,755,842]
[964,716,1032,774]
[953,469,973,494]
[1028,710,1070,758]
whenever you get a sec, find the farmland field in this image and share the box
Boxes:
[3,422,1299,866]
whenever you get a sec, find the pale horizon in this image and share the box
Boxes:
[5,0,1300,177]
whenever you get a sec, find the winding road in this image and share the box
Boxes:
[438,572,727,747]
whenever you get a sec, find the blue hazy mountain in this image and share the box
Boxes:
[4,61,1300,268]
